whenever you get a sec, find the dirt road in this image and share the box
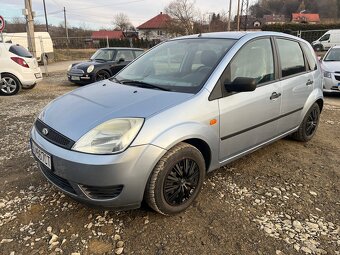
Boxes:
[0,73,339,255]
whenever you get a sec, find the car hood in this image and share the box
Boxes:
[321,61,340,72]
[39,80,193,141]
[73,60,106,70]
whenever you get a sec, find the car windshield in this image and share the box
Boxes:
[114,38,236,93]
[324,48,340,61]
[91,49,115,61]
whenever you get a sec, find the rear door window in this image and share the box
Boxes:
[300,43,317,71]
[9,45,33,58]
[276,39,306,77]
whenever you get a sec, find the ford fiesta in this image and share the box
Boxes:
[30,32,323,215]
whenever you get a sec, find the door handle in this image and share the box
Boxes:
[306,79,314,86]
[270,92,281,100]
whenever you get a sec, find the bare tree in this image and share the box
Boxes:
[164,0,198,35]
[113,13,132,31]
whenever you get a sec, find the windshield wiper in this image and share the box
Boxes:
[92,58,107,62]
[110,77,121,83]
[119,79,170,91]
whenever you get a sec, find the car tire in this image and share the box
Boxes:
[22,83,37,90]
[291,103,320,142]
[0,73,21,96]
[145,142,206,215]
[94,70,110,82]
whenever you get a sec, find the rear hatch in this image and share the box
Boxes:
[8,44,40,70]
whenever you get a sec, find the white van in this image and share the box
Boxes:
[312,30,340,51]
[1,32,54,63]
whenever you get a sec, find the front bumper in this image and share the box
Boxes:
[30,125,166,209]
[323,75,340,93]
[67,69,93,84]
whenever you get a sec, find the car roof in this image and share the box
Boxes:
[331,45,340,49]
[171,31,304,42]
[100,47,144,51]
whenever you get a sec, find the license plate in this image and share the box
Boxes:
[35,73,42,78]
[72,76,80,80]
[32,142,52,169]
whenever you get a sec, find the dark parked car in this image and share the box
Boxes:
[67,47,144,84]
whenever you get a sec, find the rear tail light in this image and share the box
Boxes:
[11,57,29,68]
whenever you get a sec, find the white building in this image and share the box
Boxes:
[137,12,171,41]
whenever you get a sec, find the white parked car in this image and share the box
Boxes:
[321,46,340,94]
[0,43,42,96]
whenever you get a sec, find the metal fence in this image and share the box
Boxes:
[291,29,328,43]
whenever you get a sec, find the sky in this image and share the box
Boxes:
[0,0,257,30]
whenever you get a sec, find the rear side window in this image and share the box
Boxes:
[277,39,306,77]
[300,43,317,71]
[9,45,33,58]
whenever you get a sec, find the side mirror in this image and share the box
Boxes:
[118,58,125,63]
[225,77,257,93]
[317,56,322,62]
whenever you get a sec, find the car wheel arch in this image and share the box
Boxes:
[1,72,22,86]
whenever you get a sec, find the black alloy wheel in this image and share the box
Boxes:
[163,158,200,206]
[291,103,320,142]
[145,142,206,215]
[95,70,110,81]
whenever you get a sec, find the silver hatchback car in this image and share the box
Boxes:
[31,32,323,215]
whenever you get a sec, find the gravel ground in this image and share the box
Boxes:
[0,73,339,255]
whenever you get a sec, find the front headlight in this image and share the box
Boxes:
[87,65,94,73]
[324,71,332,78]
[67,64,72,71]
[72,118,144,154]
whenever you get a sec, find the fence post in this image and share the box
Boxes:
[40,36,48,76]
[106,36,109,47]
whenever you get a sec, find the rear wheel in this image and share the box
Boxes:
[291,103,320,142]
[0,74,21,96]
[145,142,206,215]
[94,70,110,82]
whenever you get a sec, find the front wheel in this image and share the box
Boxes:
[291,103,320,142]
[145,142,206,215]
[94,70,110,82]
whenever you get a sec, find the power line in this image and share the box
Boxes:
[67,0,145,11]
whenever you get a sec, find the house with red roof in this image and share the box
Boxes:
[292,13,320,24]
[91,30,125,40]
[137,12,171,41]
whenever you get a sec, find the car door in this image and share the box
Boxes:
[217,38,282,161]
[111,50,135,74]
[275,38,314,134]
[319,33,331,50]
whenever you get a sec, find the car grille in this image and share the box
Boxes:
[80,184,124,200]
[35,119,75,150]
[68,69,84,76]
[334,75,340,81]
[40,164,76,195]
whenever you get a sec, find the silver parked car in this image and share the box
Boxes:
[321,45,340,93]
[30,32,323,215]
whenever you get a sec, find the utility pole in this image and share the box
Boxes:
[43,0,49,32]
[24,0,36,57]
[227,0,232,31]
[237,0,241,31]
[63,7,69,42]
